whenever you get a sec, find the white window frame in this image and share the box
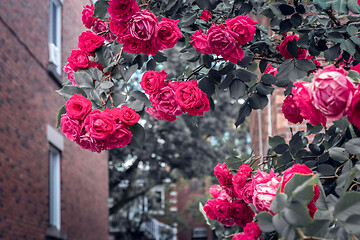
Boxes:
[49,145,61,230]
[49,0,62,75]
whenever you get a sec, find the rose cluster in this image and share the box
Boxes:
[60,94,140,153]
[190,15,257,63]
[282,66,359,127]
[140,70,210,122]
[108,0,182,55]
[232,222,262,240]
[64,30,106,85]
[203,163,320,236]
[82,4,116,42]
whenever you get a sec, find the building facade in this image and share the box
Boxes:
[0,0,109,239]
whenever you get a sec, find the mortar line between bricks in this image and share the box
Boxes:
[0,15,47,72]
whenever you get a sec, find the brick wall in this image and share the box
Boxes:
[0,0,108,239]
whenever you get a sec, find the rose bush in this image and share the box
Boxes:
[56,1,360,239]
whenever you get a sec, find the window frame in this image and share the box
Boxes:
[48,0,62,75]
[49,144,61,231]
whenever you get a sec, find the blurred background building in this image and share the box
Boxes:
[0,0,108,239]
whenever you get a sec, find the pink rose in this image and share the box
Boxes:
[207,24,238,57]
[92,20,116,42]
[140,70,167,95]
[231,200,255,227]
[118,105,140,125]
[310,65,355,120]
[223,47,245,64]
[60,114,81,141]
[63,63,76,85]
[292,81,327,126]
[203,199,218,220]
[107,124,132,149]
[277,35,307,60]
[78,31,105,56]
[190,29,212,55]
[108,0,139,23]
[264,64,277,76]
[209,184,222,199]
[76,134,107,153]
[253,177,280,214]
[82,4,97,29]
[186,91,210,116]
[65,94,92,120]
[244,222,262,239]
[348,90,360,129]
[129,10,158,41]
[158,18,182,49]
[225,15,257,45]
[215,199,235,226]
[239,181,254,204]
[232,233,255,240]
[252,169,278,186]
[200,10,212,21]
[147,85,183,122]
[104,107,122,124]
[67,50,90,71]
[84,109,116,140]
[174,81,202,109]
[233,163,253,199]
[282,95,304,124]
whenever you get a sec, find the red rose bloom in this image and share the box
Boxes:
[82,4,97,29]
[233,163,253,199]
[92,20,116,42]
[78,31,105,56]
[225,15,257,45]
[61,114,82,141]
[65,94,92,120]
[107,124,133,149]
[231,200,255,227]
[118,105,140,125]
[84,109,116,140]
[232,233,255,240]
[76,134,107,153]
[186,91,210,116]
[158,18,182,49]
[207,24,238,57]
[109,18,128,40]
[67,50,90,71]
[200,10,212,21]
[190,29,212,55]
[277,35,307,60]
[140,70,167,95]
[282,95,304,124]
[174,80,202,109]
[244,222,262,239]
[348,89,360,129]
[121,34,146,55]
[108,0,139,23]
[264,64,277,76]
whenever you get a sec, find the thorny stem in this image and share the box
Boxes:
[224,233,235,239]
[325,10,341,26]
[253,57,283,64]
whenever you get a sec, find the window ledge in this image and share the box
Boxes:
[47,62,62,87]
[46,226,67,240]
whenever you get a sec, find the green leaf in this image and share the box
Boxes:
[56,105,66,128]
[261,74,277,86]
[74,70,94,89]
[256,83,274,95]
[306,123,323,135]
[234,69,257,82]
[219,71,235,90]
[99,81,114,90]
[329,147,349,162]
[344,138,360,155]
[128,123,145,149]
[274,143,289,154]
[235,103,252,127]
[344,214,360,234]
[257,212,276,232]
[57,86,87,99]
[96,45,113,67]
[123,64,138,82]
[271,193,288,212]
[348,0,360,13]
[324,44,341,61]
[347,26,358,36]
[303,219,331,237]
[199,202,212,226]
[284,174,312,198]
[130,91,152,107]
[284,202,312,226]
[269,135,286,148]
[295,59,316,72]
[93,0,109,21]
[249,93,268,110]
[341,39,356,56]
[225,156,242,170]
[229,80,246,99]
[153,51,167,62]
[146,59,156,71]
[334,191,360,221]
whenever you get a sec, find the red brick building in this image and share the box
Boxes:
[0,0,108,239]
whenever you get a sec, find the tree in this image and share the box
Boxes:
[56,0,360,239]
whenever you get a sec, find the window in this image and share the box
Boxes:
[49,0,62,75]
[49,145,61,230]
